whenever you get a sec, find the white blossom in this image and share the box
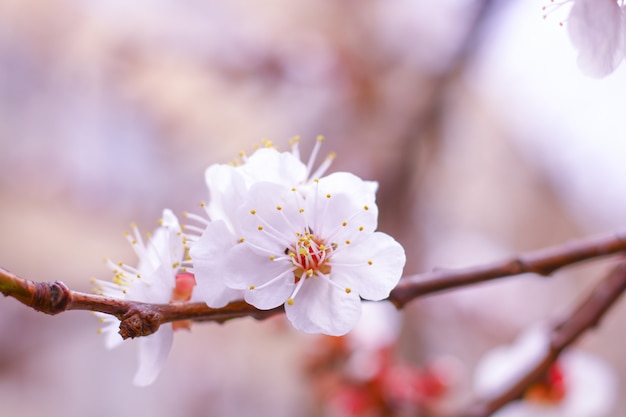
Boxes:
[212,173,406,336]
[94,209,192,386]
[189,137,377,308]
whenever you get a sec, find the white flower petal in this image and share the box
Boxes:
[303,189,378,243]
[313,172,378,211]
[204,164,248,225]
[330,232,406,301]
[567,0,623,78]
[285,273,362,336]
[238,148,307,186]
[133,324,174,387]
[222,243,295,309]
[189,220,244,308]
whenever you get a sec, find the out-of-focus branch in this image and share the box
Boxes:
[390,231,626,308]
[1,231,625,339]
[462,260,626,417]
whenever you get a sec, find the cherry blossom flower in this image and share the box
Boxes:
[94,209,196,386]
[188,137,376,308]
[212,171,406,336]
[566,0,624,77]
[474,326,617,417]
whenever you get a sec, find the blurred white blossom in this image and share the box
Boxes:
[190,138,405,335]
[566,0,625,77]
[474,326,617,417]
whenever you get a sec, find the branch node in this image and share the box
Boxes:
[119,307,161,340]
[32,281,70,315]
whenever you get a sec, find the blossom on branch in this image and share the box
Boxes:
[94,209,195,386]
[190,137,405,335]
[473,326,617,416]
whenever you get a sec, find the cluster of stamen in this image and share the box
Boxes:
[289,229,333,280]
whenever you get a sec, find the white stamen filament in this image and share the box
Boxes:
[251,267,298,291]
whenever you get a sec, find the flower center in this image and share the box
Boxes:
[289,229,334,281]
[524,362,567,404]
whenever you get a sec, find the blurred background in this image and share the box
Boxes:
[1,0,626,416]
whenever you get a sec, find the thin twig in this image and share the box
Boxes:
[1,231,625,339]
[462,260,626,417]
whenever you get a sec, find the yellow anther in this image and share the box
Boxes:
[299,248,308,255]
[319,244,326,251]
[345,288,352,294]
[291,187,297,192]
[307,269,314,277]
[345,240,351,245]
[364,205,369,211]
[257,225,264,231]
[368,260,373,265]
[239,237,245,243]
[313,178,319,183]
[238,150,245,157]
[342,221,347,227]
[317,135,325,142]
[172,262,180,269]
[200,202,206,207]
[98,317,105,323]
[158,218,164,226]
[299,208,305,213]
[269,255,275,261]
[359,226,364,231]
[250,209,257,215]
[131,239,137,245]
[276,206,282,211]
[249,285,255,290]
[289,136,301,145]
[146,232,152,238]
[123,231,130,237]
[327,151,336,160]
[97,328,103,334]
[287,298,295,305]
[326,194,331,198]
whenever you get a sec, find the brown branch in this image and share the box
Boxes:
[462,260,626,417]
[1,231,625,340]
[390,231,626,308]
